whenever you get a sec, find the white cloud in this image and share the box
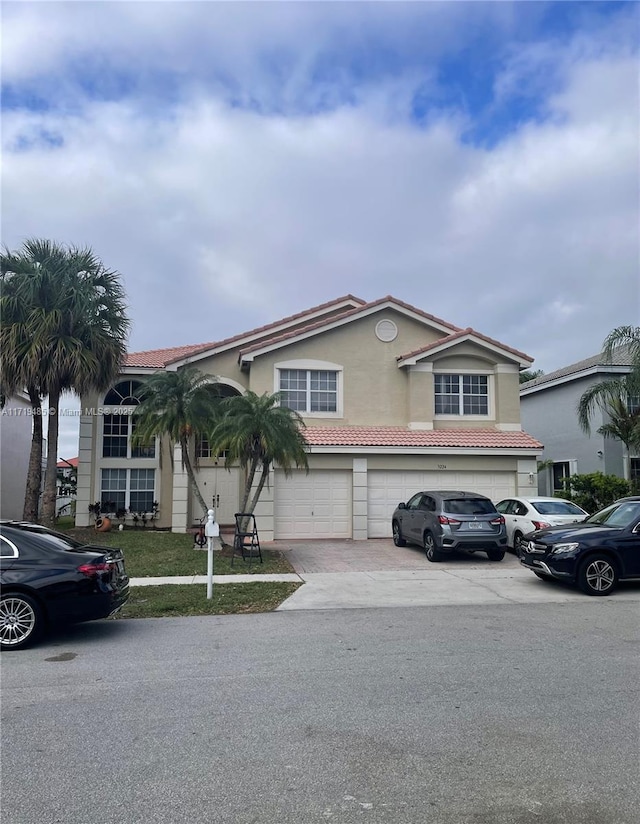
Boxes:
[2,3,639,459]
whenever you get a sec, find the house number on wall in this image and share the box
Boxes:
[437,464,447,469]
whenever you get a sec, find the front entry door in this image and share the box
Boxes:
[191,467,241,527]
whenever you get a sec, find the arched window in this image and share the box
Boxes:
[102,379,154,458]
[103,380,144,405]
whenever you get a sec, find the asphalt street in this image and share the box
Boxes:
[2,600,639,824]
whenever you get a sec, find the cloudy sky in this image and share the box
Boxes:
[2,1,639,458]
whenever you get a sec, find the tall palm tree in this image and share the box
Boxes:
[578,325,640,442]
[1,239,130,526]
[208,391,309,525]
[131,367,223,518]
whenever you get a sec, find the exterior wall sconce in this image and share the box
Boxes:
[597,450,603,458]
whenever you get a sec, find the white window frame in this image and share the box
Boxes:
[275,360,343,418]
[101,409,156,460]
[433,371,493,420]
[100,468,157,514]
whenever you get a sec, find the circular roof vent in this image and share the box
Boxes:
[375,319,398,342]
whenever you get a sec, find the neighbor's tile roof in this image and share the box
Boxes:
[125,294,365,368]
[399,327,533,363]
[57,457,79,468]
[520,345,635,390]
[303,426,542,449]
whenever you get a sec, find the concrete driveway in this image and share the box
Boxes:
[273,538,640,610]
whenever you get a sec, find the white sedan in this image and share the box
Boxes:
[495,496,589,554]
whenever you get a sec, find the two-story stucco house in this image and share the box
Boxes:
[520,345,639,495]
[75,295,542,540]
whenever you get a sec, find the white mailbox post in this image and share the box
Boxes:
[204,509,220,600]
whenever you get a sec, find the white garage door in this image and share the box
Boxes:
[275,470,352,539]
[367,470,516,538]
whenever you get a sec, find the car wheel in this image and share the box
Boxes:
[578,554,618,596]
[0,593,43,650]
[487,549,505,562]
[513,532,524,555]
[392,521,406,547]
[424,532,442,562]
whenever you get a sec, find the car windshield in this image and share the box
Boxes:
[444,498,496,515]
[532,501,586,516]
[586,501,640,528]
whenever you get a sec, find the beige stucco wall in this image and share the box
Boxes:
[247,310,444,425]
[188,349,247,388]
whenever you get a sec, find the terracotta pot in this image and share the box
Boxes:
[95,517,112,533]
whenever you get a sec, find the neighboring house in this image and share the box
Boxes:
[75,295,542,540]
[56,457,78,517]
[0,392,33,520]
[520,346,638,495]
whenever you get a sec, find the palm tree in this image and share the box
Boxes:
[208,391,309,526]
[131,367,223,518]
[1,239,130,526]
[597,397,640,480]
[519,369,544,384]
[577,325,640,481]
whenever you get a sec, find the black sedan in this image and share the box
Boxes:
[0,521,129,650]
[519,496,640,596]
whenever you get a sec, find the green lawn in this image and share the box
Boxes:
[63,526,296,578]
[54,525,302,616]
[120,582,301,618]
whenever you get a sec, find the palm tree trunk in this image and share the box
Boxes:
[22,386,43,521]
[42,389,60,527]
[245,461,271,519]
[180,434,208,519]
[240,456,260,514]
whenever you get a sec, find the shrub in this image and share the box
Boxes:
[558,472,631,513]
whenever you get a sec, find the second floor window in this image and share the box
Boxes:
[102,415,155,459]
[434,374,488,415]
[280,369,337,413]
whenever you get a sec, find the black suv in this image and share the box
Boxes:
[519,496,640,595]
[392,490,507,562]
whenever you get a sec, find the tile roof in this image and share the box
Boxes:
[239,295,462,357]
[520,345,635,389]
[125,345,213,369]
[399,327,533,364]
[124,294,365,368]
[303,426,542,449]
[57,457,79,468]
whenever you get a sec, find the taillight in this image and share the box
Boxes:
[77,562,109,577]
[531,520,550,530]
[438,515,461,525]
[490,516,505,525]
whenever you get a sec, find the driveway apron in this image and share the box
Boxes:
[272,539,640,610]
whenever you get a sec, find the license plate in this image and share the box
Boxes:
[468,522,484,530]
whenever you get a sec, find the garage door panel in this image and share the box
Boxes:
[367,470,515,538]
[275,470,352,539]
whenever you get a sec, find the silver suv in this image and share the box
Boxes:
[392,490,507,562]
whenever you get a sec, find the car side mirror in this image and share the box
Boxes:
[397,502,406,510]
